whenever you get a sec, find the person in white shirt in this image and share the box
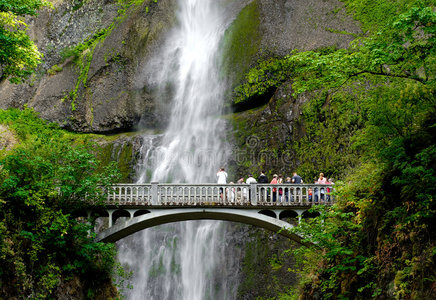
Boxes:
[245,174,257,201]
[246,174,257,185]
[217,167,227,200]
[216,167,228,184]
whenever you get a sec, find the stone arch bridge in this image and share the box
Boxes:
[92,183,333,246]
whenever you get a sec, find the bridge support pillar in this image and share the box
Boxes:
[250,183,257,206]
[86,210,92,235]
[272,209,282,219]
[127,209,136,219]
[107,209,115,228]
[294,209,306,225]
[151,182,158,205]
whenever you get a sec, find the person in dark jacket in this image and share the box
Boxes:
[257,171,268,201]
[291,172,303,184]
[291,172,303,202]
[257,171,268,183]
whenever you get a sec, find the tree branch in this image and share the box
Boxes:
[349,70,426,84]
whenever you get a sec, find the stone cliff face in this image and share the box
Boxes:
[0,0,358,134]
[0,0,176,133]
[230,83,312,176]
[222,0,360,86]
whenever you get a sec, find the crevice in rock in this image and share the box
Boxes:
[231,87,277,113]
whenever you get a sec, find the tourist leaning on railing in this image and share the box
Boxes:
[246,174,257,201]
[314,172,328,202]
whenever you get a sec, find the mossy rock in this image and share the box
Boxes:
[94,132,144,182]
[221,0,262,86]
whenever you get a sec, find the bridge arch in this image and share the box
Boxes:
[279,210,299,220]
[279,210,299,226]
[133,209,151,217]
[112,209,130,224]
[302,210,320,219]
[259,209,276,219]
[96,208,310,246]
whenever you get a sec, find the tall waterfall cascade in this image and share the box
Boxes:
[118,0,240,299]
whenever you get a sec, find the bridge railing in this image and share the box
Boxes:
[105,183,334,206]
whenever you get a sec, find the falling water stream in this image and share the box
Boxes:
[117,0,240,299]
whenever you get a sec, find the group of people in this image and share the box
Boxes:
[217,168,333,186]
[216,168,334,202]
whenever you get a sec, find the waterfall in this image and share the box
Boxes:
[117,0,239,299]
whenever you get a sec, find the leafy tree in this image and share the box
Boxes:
[235,5,434,102]
[234,1,435,298]
[0,108,121,298]
[0,0,50,83]
[280,4,436,299]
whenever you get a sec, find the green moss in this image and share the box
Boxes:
[61,0,151,111]
[221,0,262,85]
[94,142,132,182]
[64,27,114,110]
[340,0,434,33]
[72,0,87,11]
[116,143,133,181]
[230,105,285,177]
[92,130,155,182]
[96,142,113,166]
[47,64,63,75]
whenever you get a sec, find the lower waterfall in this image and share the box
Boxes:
[117,221,241,299]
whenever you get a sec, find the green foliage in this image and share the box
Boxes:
[232,0,435,298]
[0,0,51,83]
[339,0,435,33]
[47,63,62,75]
[0,108,121,298]
[233,55,296,104]
[0,106,58,140]
[289,6,435,96]
[236,4,434,104]
[233,46,338,104]
[259,2,436,299]
[0,0,49,16]
[233,2,434,176]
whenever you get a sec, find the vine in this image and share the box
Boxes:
[61,0,155,110]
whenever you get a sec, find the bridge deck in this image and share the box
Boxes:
[104,183,334,208]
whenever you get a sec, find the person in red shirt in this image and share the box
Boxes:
[308,188,313,202]
[326,178,334,202]
[316,172,328,184]
[315,172,327,201]
[270,174,278,202]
